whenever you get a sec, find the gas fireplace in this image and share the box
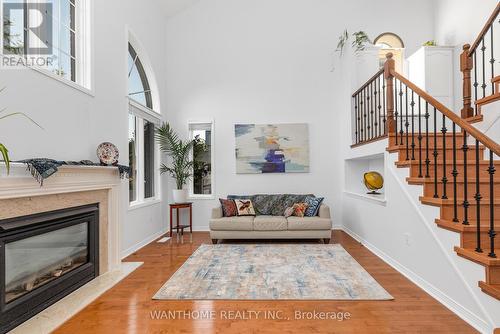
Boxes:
[0,204,99,333]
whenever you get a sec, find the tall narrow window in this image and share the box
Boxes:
[189,122,214,198]
[127,40,159,205]
[128,114,137,203]
[2,0,91,88]
[143,120,155,199]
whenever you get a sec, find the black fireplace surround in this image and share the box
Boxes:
[0,204,99,333]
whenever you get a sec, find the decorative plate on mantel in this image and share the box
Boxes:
[96,142,119,165]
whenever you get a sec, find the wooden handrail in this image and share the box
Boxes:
[390,69,500,156]
[468,2,500,56]
[352,69,384,97]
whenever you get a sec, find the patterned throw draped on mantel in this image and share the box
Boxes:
[16,159,131,186]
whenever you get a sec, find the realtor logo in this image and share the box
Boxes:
[3,2,53,55]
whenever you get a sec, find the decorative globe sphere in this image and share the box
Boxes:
[364,171,384,195]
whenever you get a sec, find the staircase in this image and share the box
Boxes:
[350,3,500,306]
[388,133,500,300]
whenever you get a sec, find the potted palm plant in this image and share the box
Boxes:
[155,122,195,203]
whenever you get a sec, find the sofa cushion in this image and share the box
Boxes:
[253,216,288,231]
[304,196,324,217]
[209,217,254,231]
[228,194,314,216]
[219,198,237,217]
[234,199,256,216]
[287,217,332,230]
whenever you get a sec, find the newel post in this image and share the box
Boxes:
[384,53,396,134]
[460,44,474,119]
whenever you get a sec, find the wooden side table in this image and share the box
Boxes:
[169,202,193,237]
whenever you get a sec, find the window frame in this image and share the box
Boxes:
[188,120,215,200]
[126,36,161,208]
[128,101,162,209]
[0,0,93,94]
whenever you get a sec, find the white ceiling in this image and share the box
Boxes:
[158,0,200,18]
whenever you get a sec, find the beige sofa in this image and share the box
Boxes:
[209,204,332,244]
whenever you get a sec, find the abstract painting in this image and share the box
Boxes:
[234,123,309,174]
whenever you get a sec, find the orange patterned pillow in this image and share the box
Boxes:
[292,203,309,217]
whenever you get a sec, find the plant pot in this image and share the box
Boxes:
[172,189,188,203]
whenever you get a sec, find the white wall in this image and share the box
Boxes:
[434,0,498,47]
[164,0,435,230]
[0,0,172,257]
[433,0,499,113]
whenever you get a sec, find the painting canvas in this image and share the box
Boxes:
[235,123,309,174]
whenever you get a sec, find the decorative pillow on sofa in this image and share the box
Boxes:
[292,203,309,217]
[219,198,238,217]
[284,207,294,218]
[304,196,324,217]
[235,199,256,216]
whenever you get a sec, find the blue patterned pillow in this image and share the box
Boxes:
[304,196,324,217]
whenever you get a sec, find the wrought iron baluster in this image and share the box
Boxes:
[441,115,448,199]
[382,76,387,136]
[433,107,439,198]
[361,89,365,142]
[462,131,470,226]
[481,38,486,98]
[425,102,430,178]
[394,79,399,144]
[405,86,409,160]
[354,95,358,144]
[418,97,423,178]
[411,91,415,160]
[367,85,372,140]
[374,78,379,138]
[490,25,495,94]
[488,150,496,258]
[452,123,458,222]
[399,81,404,145]
[473,52,478,116]
[377,75,382,137]
[474,139,482,253]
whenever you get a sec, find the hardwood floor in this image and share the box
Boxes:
[54,231,478,334]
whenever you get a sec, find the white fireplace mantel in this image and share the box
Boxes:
[0,163,125,272]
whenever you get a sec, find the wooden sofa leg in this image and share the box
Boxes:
[323,238,331,244]
[212,239,218,244]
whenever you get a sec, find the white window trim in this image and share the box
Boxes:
[188,120,215,200]
[0,0,94,94]
[128,101,162,208]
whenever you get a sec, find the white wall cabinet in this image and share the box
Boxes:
[407,46,455,110]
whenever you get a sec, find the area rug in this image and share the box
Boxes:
[153,244,393,300]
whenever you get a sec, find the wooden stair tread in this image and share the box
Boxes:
[436,219,500,233]
[455,247,500,266]
[492,75,500,84]
[396,159,498,167]
[475,93,500,106]
[388,144,485,152]
[407,177,499,184]
[420,196,500,206]
[389,132,456,137]
[478,281,500,300]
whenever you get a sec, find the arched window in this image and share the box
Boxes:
[128,43,153,109]
[127,39,160,205]
[374,33,405,72]
[374,33,405,49]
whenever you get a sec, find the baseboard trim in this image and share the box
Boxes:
[338,226,492,334]
[121,229,169,259]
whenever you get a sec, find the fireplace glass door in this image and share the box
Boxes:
[5,222,89,304]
